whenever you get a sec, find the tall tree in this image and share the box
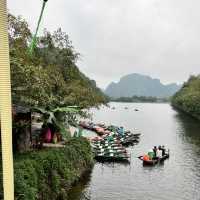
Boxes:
[9,13,107,109]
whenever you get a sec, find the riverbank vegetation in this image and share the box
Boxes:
[9,13,107,109]
[110,96,169,103]
[172,75,200,120]
[0,138,93,200]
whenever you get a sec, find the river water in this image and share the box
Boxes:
[68,102,200,200]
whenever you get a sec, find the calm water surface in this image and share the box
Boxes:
[68,103,200,200]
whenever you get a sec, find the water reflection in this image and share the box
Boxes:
[68,103,200,200]
[67,169,93,200]
[174,110,200,147]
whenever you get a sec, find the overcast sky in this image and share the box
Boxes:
[8,0,200,89]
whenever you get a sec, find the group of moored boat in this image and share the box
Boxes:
[79,122,141,145]
[91,139,130,163]
[79,121,141,163]
[79,121,170,166]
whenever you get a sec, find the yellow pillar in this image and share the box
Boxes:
[0,0,14,199]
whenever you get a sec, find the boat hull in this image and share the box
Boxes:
[139,154,169,166]
[95,155,130,163]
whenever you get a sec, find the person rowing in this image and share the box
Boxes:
[157,146,162,159]
[161,145,166,156]
[153,146,157,159]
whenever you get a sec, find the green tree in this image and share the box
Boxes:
[172,75,200,119]
[9,13,107,109]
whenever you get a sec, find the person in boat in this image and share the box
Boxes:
[153,146,157,159]
[118,126,124,136]
[148,149,154,160]
[157,146,162,159]
[161,145,166,156]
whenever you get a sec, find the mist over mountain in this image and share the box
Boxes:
[105,73,181,98]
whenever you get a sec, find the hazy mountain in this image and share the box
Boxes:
[105,73,181,98]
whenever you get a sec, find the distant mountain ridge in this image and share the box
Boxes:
[105,73,181,98]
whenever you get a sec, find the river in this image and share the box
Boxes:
[68,102,200,200]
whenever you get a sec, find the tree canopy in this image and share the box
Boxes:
[110,95,169,103]
[172,75,200,120]
[9,13,107,109]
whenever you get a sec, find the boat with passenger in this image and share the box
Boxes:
[138,146,169,166]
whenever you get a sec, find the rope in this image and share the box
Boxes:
[28,0,48,55]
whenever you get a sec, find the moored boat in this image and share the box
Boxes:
[94,152,130,163]
[80,121,141,150]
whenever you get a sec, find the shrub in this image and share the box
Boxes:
[0,137,94,200]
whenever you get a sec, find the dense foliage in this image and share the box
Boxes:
[9,13,107,109]
[33,106,84,139]
[110,96,169,103]
[0,138,94,200]
[172,75,200,120]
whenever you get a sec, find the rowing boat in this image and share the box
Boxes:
[138,150,170,166]
[95,153,130,163]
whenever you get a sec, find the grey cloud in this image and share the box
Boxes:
[8,0,200,88]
